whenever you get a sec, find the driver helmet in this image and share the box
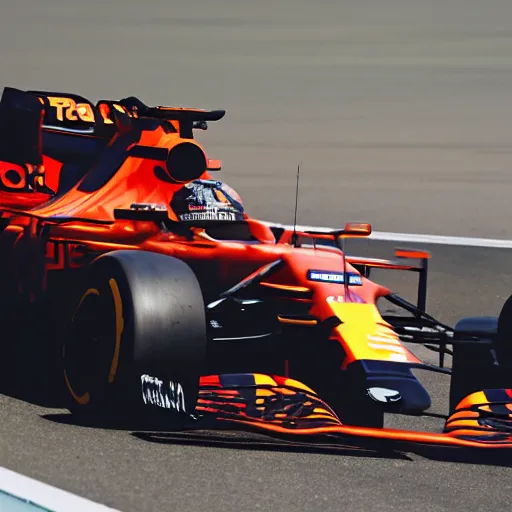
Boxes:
[171,179,246,223]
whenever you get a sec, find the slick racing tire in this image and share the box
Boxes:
[61,250,207,424]
[449,305,512,413]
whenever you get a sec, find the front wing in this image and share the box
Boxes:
[170,373,512,449]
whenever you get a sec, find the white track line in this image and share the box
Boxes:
[262,221,512,249]
[369,231,512,248]
[0,467,120,512]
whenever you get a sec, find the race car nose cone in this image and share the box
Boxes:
[367,387,402,403]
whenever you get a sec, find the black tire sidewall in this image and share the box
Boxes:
[495,295,512,384]
[62,250,207,421]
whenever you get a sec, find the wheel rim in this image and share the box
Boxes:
[63,287,116,406]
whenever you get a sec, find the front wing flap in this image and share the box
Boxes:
[186,373,512,449]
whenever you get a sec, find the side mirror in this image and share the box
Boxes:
[341,222,372,237]
[246,219,276,244]
[207,159,222,171]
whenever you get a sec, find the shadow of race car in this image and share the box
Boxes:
[1,86,512,450]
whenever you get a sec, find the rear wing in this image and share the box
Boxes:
[0,86,225,170]
[27,91,225,139]
[0,86,225,139]
[0,87,44,165]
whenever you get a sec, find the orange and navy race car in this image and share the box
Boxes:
[1,86,512,451]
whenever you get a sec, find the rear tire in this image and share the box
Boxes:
[61,250,207,424]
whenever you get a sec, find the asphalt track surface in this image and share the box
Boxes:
[1,1,512,511]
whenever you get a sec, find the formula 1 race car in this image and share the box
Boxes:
[1,86,512,451]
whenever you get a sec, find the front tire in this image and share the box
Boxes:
[449,311,510,412]
[495,294,512,379]
[61,250,207,424]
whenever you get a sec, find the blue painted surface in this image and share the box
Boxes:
[0,490,52,511]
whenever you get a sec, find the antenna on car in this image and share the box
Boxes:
[291,161,301,248]
[341,234,350,301]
